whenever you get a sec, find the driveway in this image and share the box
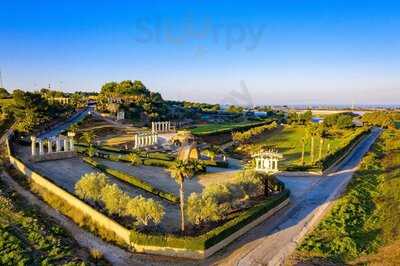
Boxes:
[205,128,381,266]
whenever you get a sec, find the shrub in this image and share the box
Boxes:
[202,184,232,204]
[187,193,221,226]
[100,184,129,216]
[127,152,142,166]
[75,172,110,201]
[125,196,164,226]
[90,248,103,261]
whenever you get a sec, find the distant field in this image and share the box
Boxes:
[240,125,357,168]
[191,121,266,135]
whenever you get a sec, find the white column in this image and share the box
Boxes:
[135,134,138,149]
[64,138,69,152]
[275,160,278,170]
[56,138,61,152]
[152,122,155,133]
[31,136,37,156]
[39,140,44,155]
[69,137,75,151]
[47,140,53,153]
[168,121,171,131]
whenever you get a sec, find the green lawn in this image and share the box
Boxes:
[395,121,400,129]
[239,125,359,168]
[191,121,266,135]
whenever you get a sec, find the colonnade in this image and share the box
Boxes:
[134,132,158,149]
[152,121,172,133]
[31,135,75,157]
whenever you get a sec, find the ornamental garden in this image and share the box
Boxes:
[0,82,392,259]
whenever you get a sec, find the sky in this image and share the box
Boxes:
[1,0,399,106]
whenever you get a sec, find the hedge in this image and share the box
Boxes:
[202,160,229,168]
[316,127,371,171]
[192,119,275,137]
[130,189,290,251]
[142,159,175,168]
[83,157,179,204]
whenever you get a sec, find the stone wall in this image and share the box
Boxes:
[8,150,131,245]
[6,138,290,259]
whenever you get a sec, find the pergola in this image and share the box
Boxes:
[252,149,283,173]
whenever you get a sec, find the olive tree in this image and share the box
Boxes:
[75,172,110,201]
[125,196,164,226]
[187,193,221,226]
[100,184,129,216]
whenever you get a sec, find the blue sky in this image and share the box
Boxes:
[1,1,399,105]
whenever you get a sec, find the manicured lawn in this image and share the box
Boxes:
[239,125,359,168]
[191,121,265,135]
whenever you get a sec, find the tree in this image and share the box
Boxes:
[202,183,232,204]
[0,88,10,99]
[187,193,221,226]
[301,137,306,165]
[317,125,328,161]
[125,196,164,226]
[306,124,319,164]
[168,160,195,232]
[75,172,110,202]
[80,131,96,147]
[101,184,129,216]
[127,152,142,166]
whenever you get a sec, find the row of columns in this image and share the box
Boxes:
[134,133,158,149]
[255,157,279,172]
[31,136,75,157]
[152,121,172,133]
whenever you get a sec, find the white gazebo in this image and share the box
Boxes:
[252,149,283,173]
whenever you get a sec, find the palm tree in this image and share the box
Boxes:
[317,125,328,161]
[80,131,96,147]
[306,124,319,164]
[300,137,306,165]
[127,152,142,166]
[168,160,195,232]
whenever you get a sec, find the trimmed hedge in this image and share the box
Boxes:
[130,189,290,251]
[83,157,179,204]
[142,159,175,168]
[202,160,229,168]
[316,127,371,171]
[192,119,275,137]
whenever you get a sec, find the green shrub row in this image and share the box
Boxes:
[142,158,175,168]
[130,190,290,251]
[202,160,229,168]
[317,127,371,171]
[83,157,179,204]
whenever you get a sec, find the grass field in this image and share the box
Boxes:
[191,121,266,135]
[239,125,359,168]
[290,129,400,265]
[395,121,400,129]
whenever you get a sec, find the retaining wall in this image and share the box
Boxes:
[6,138,290,259]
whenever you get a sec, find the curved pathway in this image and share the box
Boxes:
[205,128,381,265]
